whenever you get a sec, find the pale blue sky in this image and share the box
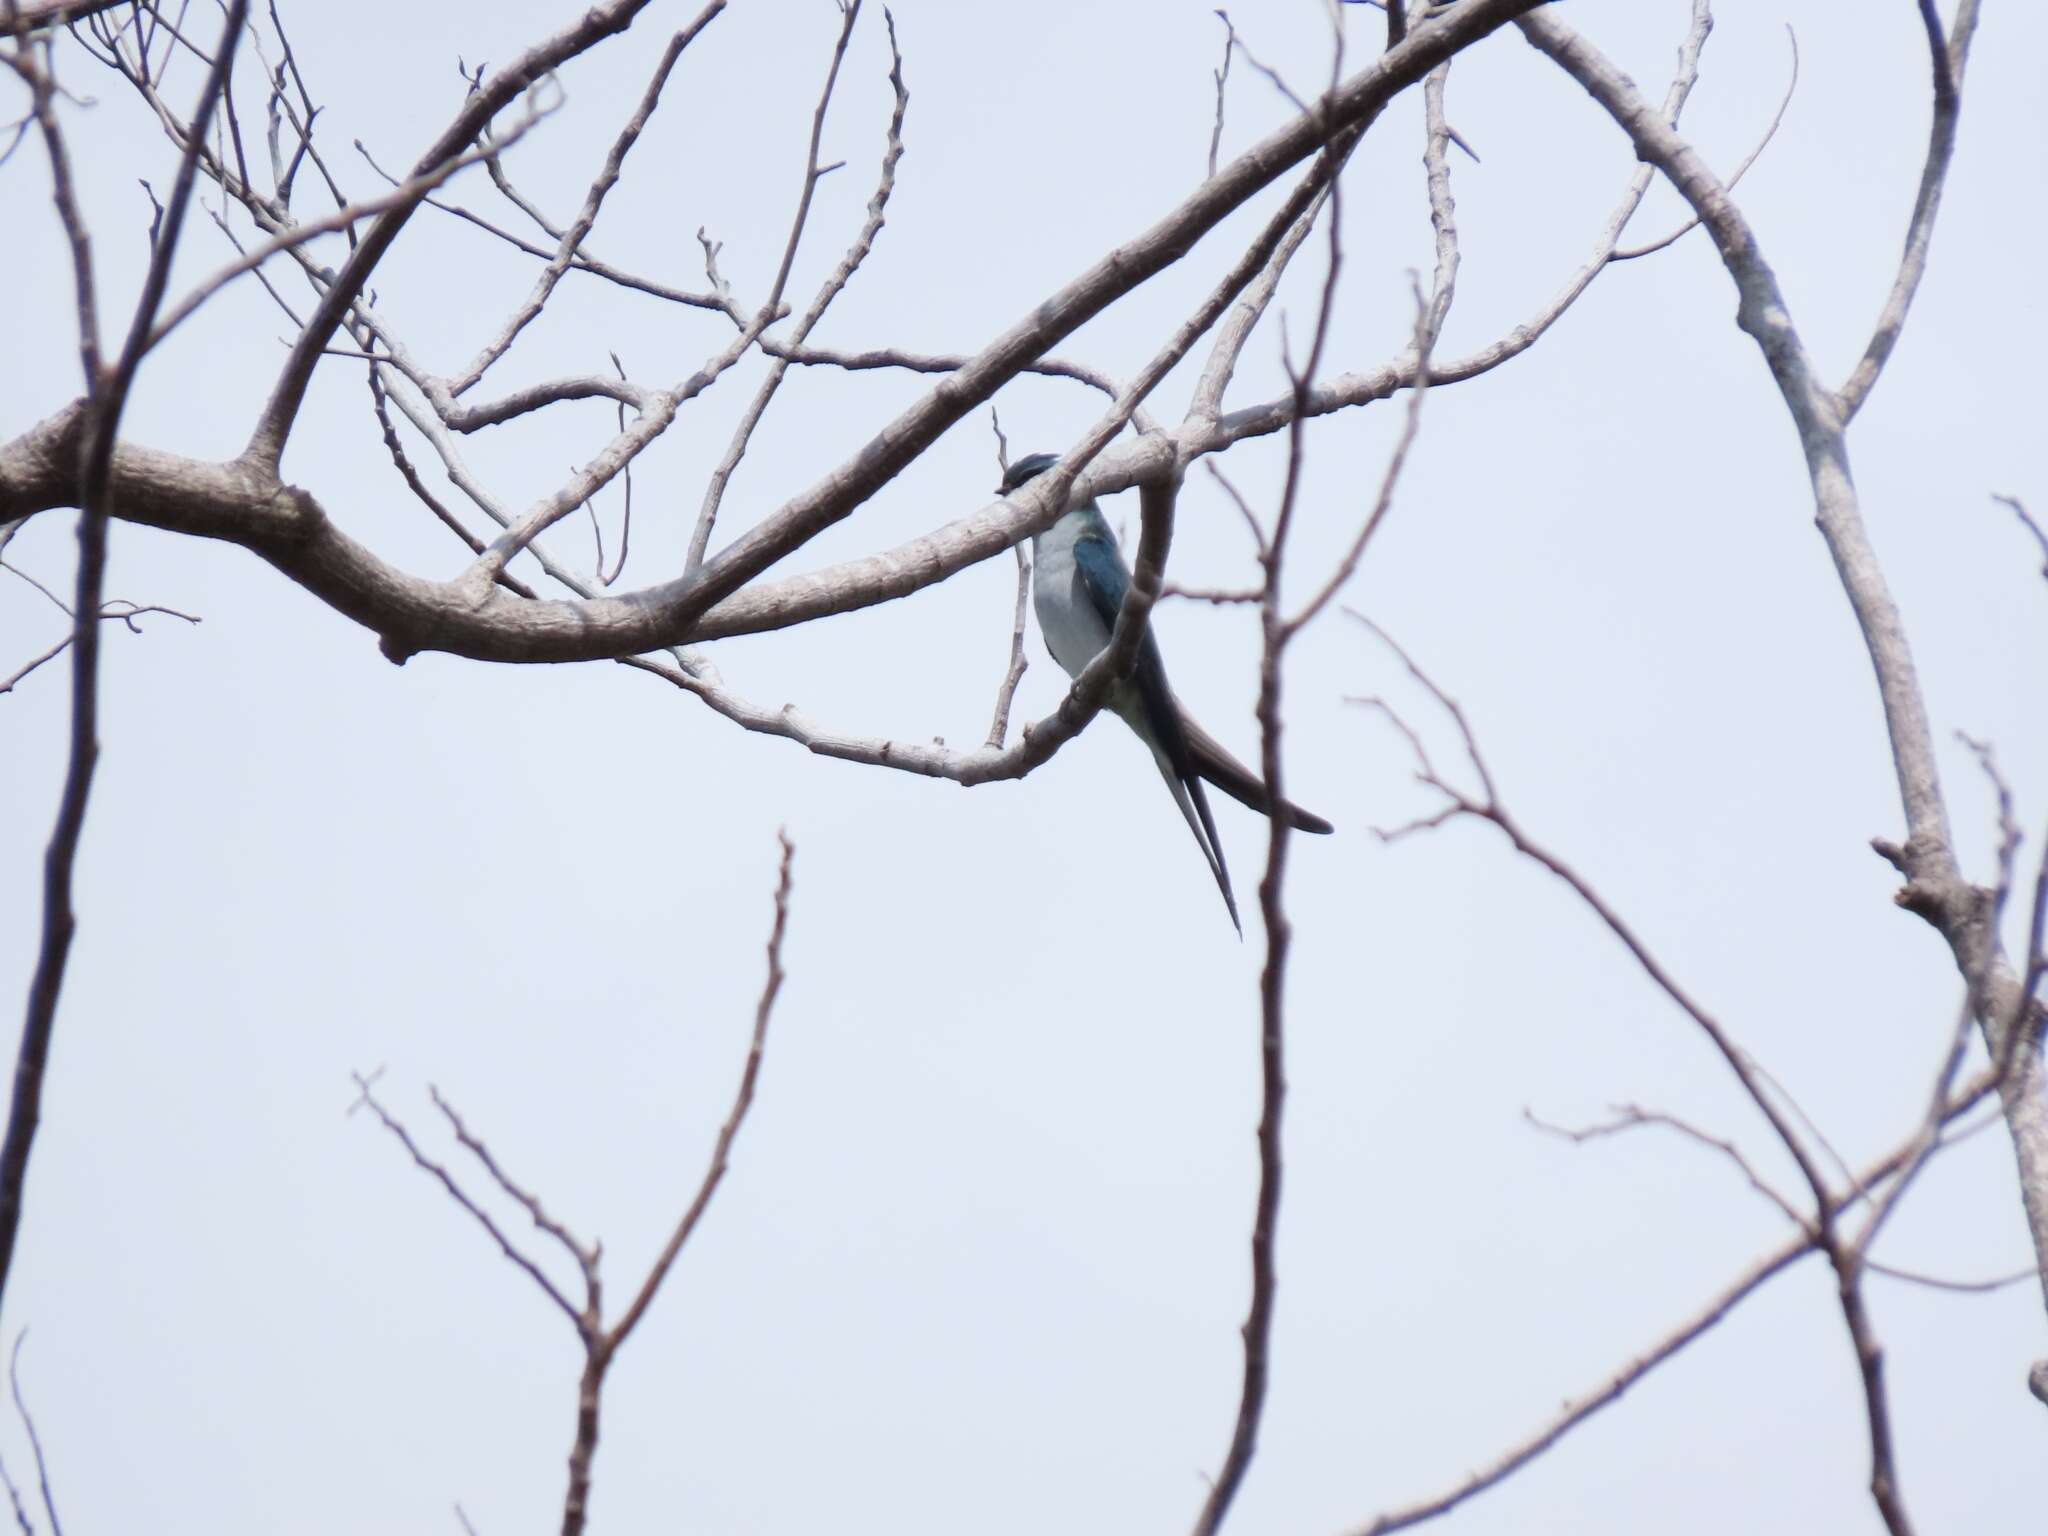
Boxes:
[2,2,2043,1531]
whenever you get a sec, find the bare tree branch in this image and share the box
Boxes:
[602,832,794,1354]
[1350,1238,1811,1534]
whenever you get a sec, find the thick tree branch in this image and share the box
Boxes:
[3,0,1545,668]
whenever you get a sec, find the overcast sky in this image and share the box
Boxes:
[3,2,2044,1532]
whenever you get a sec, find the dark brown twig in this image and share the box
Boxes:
[1993,494,2048,581]
[561,831,794,1536]
[349,1074,586,1331]
[0,1438,32,1536]
[1,0,246,1316]
[5,1337,56,1536]
[1194,21,1354,1526]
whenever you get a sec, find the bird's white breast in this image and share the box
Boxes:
[1032,511,1115,681]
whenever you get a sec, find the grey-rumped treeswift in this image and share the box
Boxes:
[1000,452,1333,933]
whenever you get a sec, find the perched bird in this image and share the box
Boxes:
[1000,451,1334,933]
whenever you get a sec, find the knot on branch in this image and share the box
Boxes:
[1890,875,1980,927]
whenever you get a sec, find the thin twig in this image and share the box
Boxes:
[6,1337,57,1536]
[147,95,555,352]
[984,545,1031,749]
[1526,1105,1807,1231]
[1346,1064,2005,1534]
[1352,1239,1810,1533]
[1286,274,1434,633]
[1,0,247,1315]
[1206,11,1235,180]
[445,5,723,397]
[348,1074,586,1331]
[1864,1258,2038,1295]
[1,603,202,695]
[1835,0,1979,420]
[246,0,678,465]
[1993,494,2048,581]
[1351,614,1836,1216]
[558,833,796,1536]
[0,1437,32,1536]
[1612,26,1798,263]
[431,1086,597,1272]
[604,830,793,1352]
[686,1,901,570]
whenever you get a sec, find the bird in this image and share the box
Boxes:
[999,451,1334,933]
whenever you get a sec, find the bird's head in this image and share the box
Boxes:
[996,451,1061,496]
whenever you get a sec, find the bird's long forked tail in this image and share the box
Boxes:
[1152,748,1242,936]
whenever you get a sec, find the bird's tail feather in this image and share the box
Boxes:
[1180,712,1335,834]
[1153,752,1241,936]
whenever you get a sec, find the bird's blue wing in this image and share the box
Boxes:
[1071,526,1240,931]
[1069,528,1131,627]
[1064,528,1179,745]
[1071,530,1183,757]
